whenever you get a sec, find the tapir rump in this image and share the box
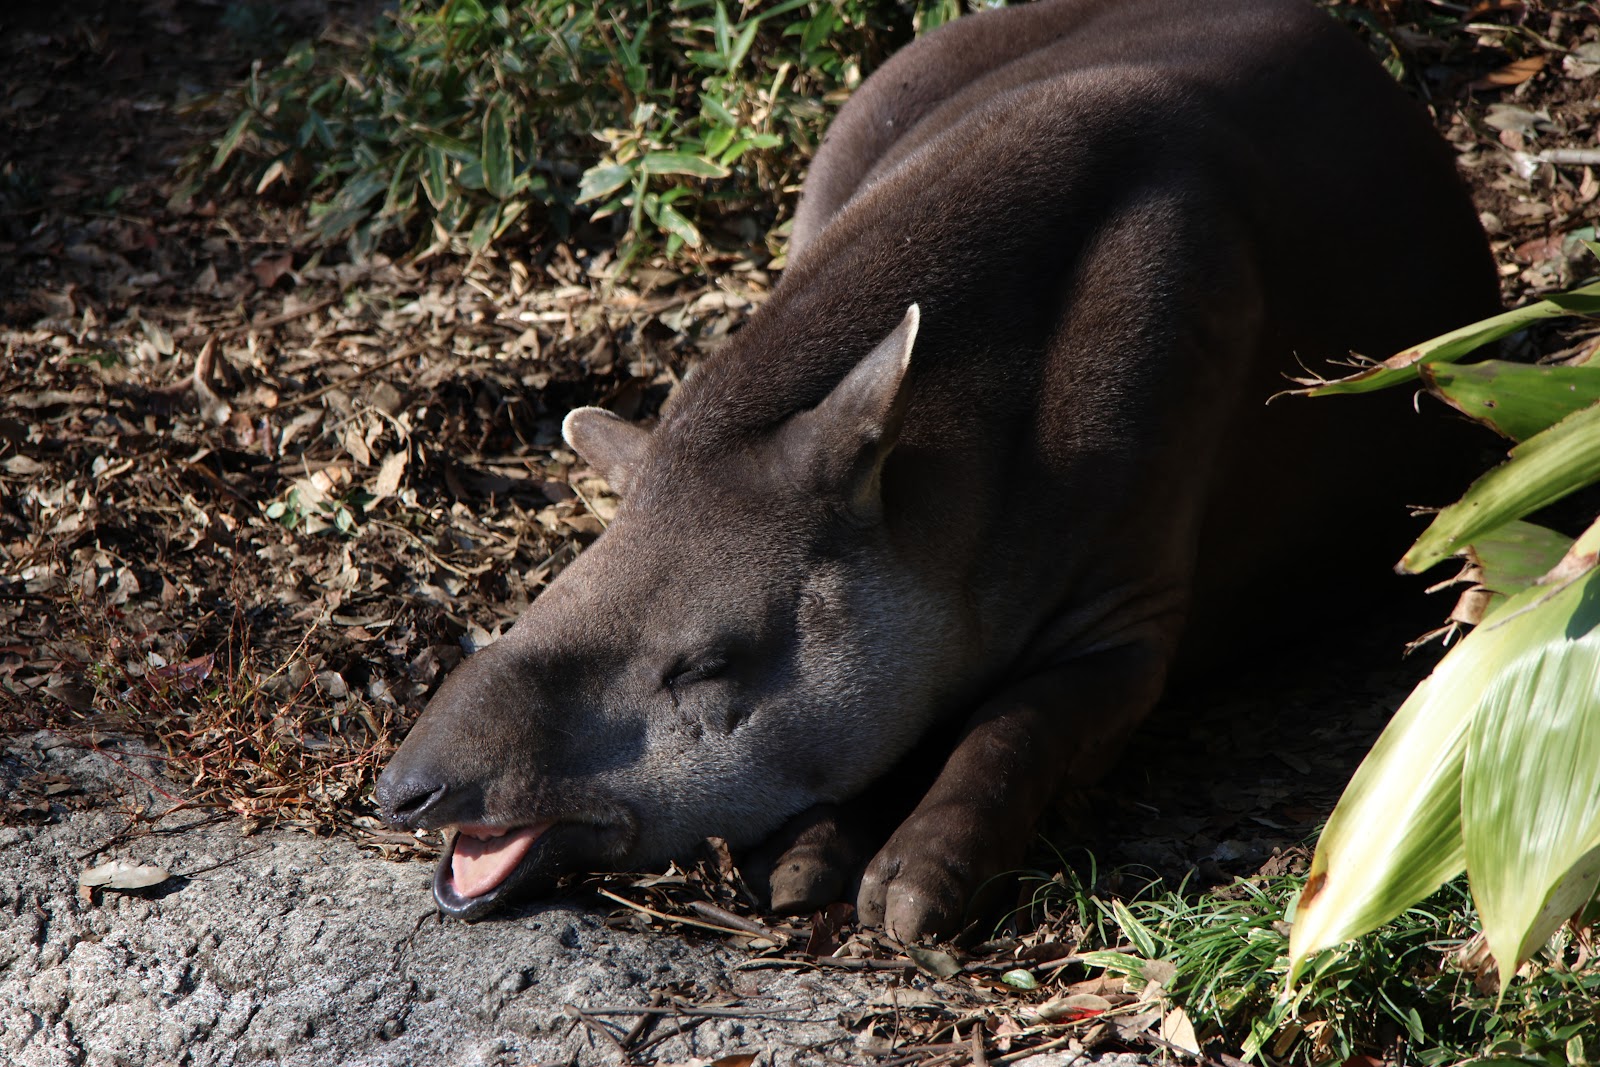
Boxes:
[378,0,1498,940]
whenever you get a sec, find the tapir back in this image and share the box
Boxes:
[766,0,1498,651]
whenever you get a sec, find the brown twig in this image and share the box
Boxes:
[732,955,919,973]
[873,1043,965,1067]
[562,1004,631,1064]
[274,344,425,412]
[630,1015,708,1056]
[687,899,786,942]
[171,842,274,879]
[969,1024,990,1067]
[992,1031,1080,1065]
[620,990,664,1050]
[233,296,339,334]
[573,1000,816,1023]
[596,887,763,940]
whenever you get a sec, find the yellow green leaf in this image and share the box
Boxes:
[1289,279,1600,397]
[1465,520,1573,604]
[1463,571,1600,990]
[1420,360,1600,442]
[1292,522,1600,984]
[1401,402,1600,574]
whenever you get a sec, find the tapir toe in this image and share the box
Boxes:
[858,847,971,942]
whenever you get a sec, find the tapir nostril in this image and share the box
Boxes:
[380,777,449,827]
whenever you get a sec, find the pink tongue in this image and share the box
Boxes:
[451,825,548,898]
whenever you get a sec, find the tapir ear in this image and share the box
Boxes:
[781,304,920,513]
[562,407,651,495]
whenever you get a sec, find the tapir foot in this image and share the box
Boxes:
[747,804,872,915]
[856,802,1005,942]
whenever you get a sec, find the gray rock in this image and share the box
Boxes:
[1,733,1155,1066]
[0,733,890,1066]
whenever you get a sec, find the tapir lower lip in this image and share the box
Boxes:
[432,823,559,921]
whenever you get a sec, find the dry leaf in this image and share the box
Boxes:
[907,945,962,978]
[1471,55,1547,91]
[343,422,373,466]
[1161,1005,1201,1055]
[371,450,409,500]
[1142,958,1177,986]
[193,339,233,425]
[78,860,171,891]
[1112,1008,1164,1042]
[868,986,943,1010]
[1025,992,1112,1024]
[251,252,295,288]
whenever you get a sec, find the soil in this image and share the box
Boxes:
[1,1,1597,1064]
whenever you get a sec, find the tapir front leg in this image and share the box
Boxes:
[856,639,1172,941]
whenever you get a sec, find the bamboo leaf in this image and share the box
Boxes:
[210,110,254,172]
[1401,402,1600,574]
[468,203,501,252]
[701,93,739,128]
[482,95,514,199]
[577,163,633,205]
[1289,280,1600,397]
[749,0,812,23]
[652,200,703,248]
[640,151,730,179]
[1111,899,1160,959]
[713,0,731,56]
[727,19,760,72]
[1420,360,1600,442]
[381,145,420,217]
[420,145,450,208]
[412,129,477,161]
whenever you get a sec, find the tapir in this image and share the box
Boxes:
[377,0,1499,940]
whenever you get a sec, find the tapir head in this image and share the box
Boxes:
[377,307,957,919]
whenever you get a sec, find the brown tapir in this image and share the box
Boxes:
[377,0,1498,940]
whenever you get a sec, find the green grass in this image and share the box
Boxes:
[1019,857,1600,1065]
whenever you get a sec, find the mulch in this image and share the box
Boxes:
[1,1,1596,1061]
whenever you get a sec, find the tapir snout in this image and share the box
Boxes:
[376,637,641,919]
[378,0,1498,938]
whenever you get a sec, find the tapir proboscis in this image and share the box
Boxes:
[377,0,1499,940]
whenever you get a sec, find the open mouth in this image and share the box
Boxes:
[432,822,556,920]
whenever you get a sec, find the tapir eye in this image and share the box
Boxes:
[663,655,728,694]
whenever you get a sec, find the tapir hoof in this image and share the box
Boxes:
[746,804,868,915]
[857,847,970,942]
[856,805,998,942]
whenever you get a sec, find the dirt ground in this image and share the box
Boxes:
[1,1,1597,1064]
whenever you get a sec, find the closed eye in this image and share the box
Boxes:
[663,656,728,696]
